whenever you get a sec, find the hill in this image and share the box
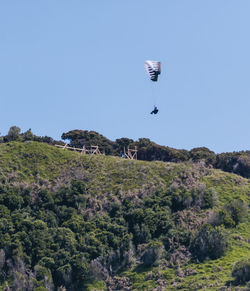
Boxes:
[1,127,250,178]
[61,130,250,179]
[0,141,249,290]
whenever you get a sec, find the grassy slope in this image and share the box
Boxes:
[0,141,249,290]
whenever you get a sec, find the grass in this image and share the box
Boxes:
[121,225,250,290]
[85,280,107,291]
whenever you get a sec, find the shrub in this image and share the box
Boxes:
[210,199,248,228]
[232,258,250,284]
[225,199,248,225]
[141,241,164,266]
[170,187,192,211]
[190,224,228,261]
[191,187,218,209]
[211,209,236,228]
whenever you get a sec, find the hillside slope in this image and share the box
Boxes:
[0,142,249,290]
[61,129,250,178]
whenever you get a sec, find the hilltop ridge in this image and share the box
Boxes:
[1,127,250,178]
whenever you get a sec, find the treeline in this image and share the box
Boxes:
[61,129,250,179]
[1,127,249,178]
[0,126,56,145]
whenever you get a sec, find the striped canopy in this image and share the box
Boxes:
[144,60,161,82]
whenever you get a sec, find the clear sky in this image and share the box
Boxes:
[0,0,249,153]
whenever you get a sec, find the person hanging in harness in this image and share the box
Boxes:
[144,60,161,115]
[151,106,159,115]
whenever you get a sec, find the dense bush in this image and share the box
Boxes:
[190,224,228,261]
[0,178,207,289]
[211,199,248,228]
[141,241,164,266]
[135,138,189,162]
[169,186,217,212]
[232,258,250,284]
[189,147,216,166]
[216,152,250,178]
[225,199,248,225]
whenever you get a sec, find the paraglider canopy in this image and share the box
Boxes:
[144,60,161,82]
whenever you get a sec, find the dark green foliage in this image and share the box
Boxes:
[189,147,216,165]
[71,255,89,283]
[0,186,28,211]
[23,129,35,141]
[211,199,248,228]
[5,126,21,141]
[141,241,164,266]
[34,264,54,288]
[216,151,250,178]
[0,175,190,289]
[170,187,193,211]
[169,186,217,212]
[115,137,134,154]
[124,195,173,246]
[232,258,250,284]
[61,130,116,155]
[135,138,189,162]
[190,224,228,261]
[225,199,248,225]
[2,126,55,145]
[212,209,236,228]
[163,227,192,251]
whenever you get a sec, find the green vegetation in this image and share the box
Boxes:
[232,258,250,285]
[1,127,250,178]
[0,131,249,290]
[60,129,250,178]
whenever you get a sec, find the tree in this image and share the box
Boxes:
[6,126,21,141]
[23,129,35,141]
[189,147,216,166]
[115,137,134,154]
[61,130,115,154]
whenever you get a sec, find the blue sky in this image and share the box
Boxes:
[0,0,249,153]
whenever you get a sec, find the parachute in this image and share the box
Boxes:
[144,60,161,82]
[144,60,161,114]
